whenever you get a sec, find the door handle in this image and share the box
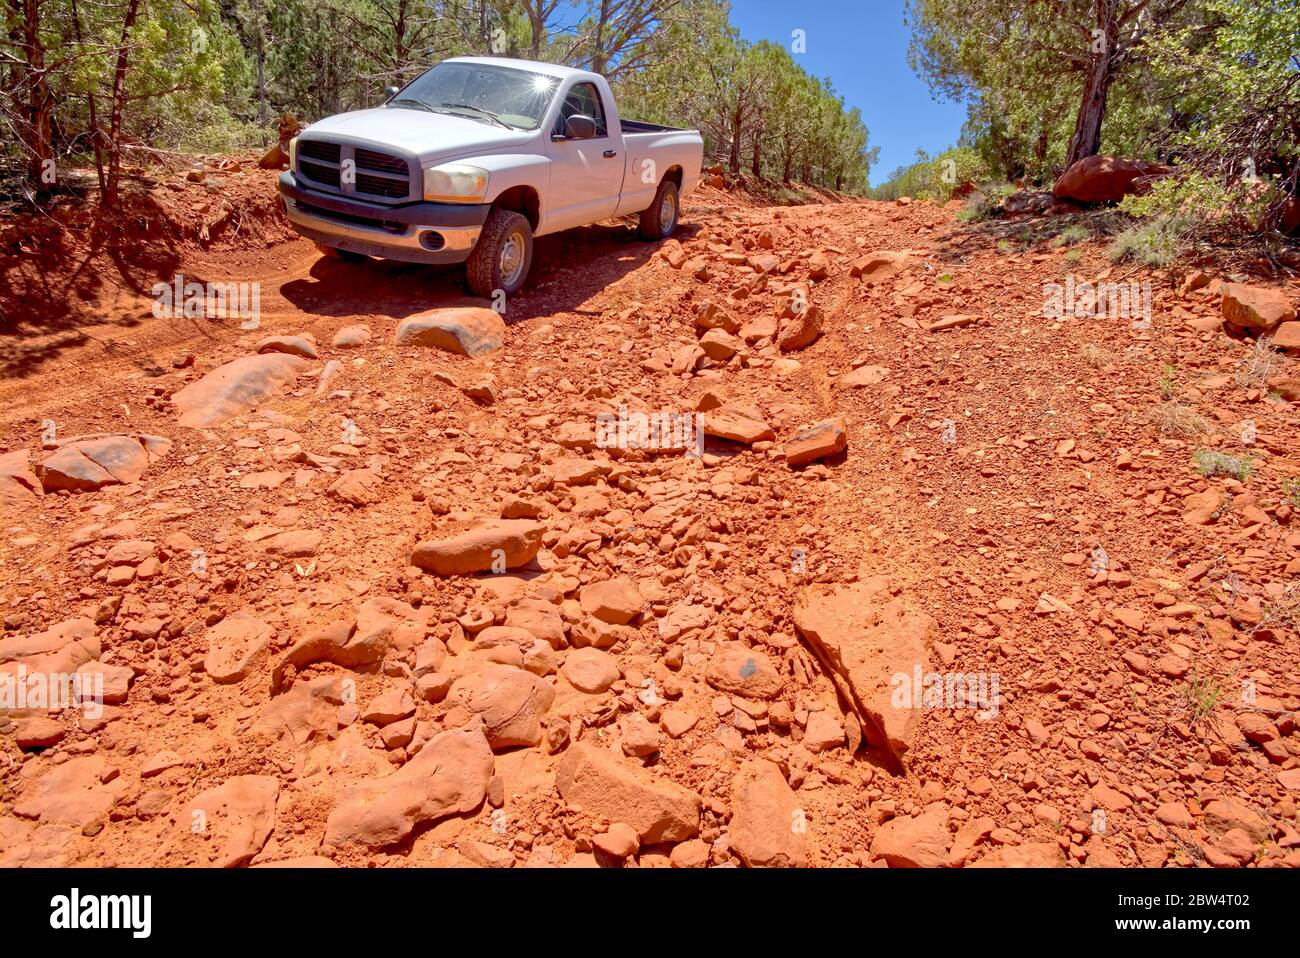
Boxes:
[603,150,618,158]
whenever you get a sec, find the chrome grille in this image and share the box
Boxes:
[296,138,413,202]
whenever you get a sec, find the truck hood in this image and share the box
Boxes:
[301,107,535,162]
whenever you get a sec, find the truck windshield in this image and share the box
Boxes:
[392,62,558,131]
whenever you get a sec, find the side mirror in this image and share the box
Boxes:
[384,85,400,101]
[560,114,597,140]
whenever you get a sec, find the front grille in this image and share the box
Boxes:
[356,148,407,175]
[356,172,408,198]
[299,140,340,163]
[297,139,412,202]
[300,160,340,188]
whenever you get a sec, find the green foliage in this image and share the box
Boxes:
[1109,217,1190,267]
[2,0,875,200]
[1193,449,1254,481]
[871,145,990,201]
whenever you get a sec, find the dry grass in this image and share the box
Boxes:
[1149,402,1211,437]
[1081,343,1116,368]
[1234,337,1281,388]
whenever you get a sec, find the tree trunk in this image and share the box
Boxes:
[728,104,742,174]
[751,131,761,179]
[1066,0,1118,167]
[20,0,53,192]
[104,0,142,208]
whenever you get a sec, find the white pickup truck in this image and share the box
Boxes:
[278,56,704,298]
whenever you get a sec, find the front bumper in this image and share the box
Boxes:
[278,172,488,264]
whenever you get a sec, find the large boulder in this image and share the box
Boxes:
[323,726,493,850]
[556,743,700,844]
[411,519,545,575]
[35,433,171,492]
[394,307,505,356]
[793,576,934,771]
[0,449,41,505]
[172,354,311,427]
[447,664,554,749]
[172,776,279,867]
[1221,283,1296,332]
[1052,155,1168,204]
[729,759,809,867]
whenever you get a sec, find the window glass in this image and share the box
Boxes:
[556,82,608,137]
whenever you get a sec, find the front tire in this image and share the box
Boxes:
[466,208,533,299]
[638,178,680,240]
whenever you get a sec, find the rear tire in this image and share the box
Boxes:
[315,241,366,262]
[466,208,533,299]
[638,178,680,240]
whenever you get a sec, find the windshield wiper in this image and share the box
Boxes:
[390,97,435,113]
[436,102,513,129]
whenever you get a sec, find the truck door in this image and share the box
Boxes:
[546,80,623,231]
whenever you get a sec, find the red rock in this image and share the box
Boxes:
[324,726,494,850]
[704,406,774,445]
[793,576,935,770]
[256,334,318,359]
[579,578,642,625]
[971,842,1067,867]
[36,433,171,492]
[448,664,554,748]
[561,647,620,693]
[393,307,505,356]
[704,644,783,700]
[174,776,279,867]
[14,717,64,749]
[1052,155,1168,204]
[1221,283,1296,331]
[12,756,125,827]
[411,519,545,575]
[871,806,949,867]
[778,304,824,351]
[850,251,915,283]
[172,354,310,427]
[1273,321,1300,351]
[555,743,700,844]
[783,417,847,466]
[203,612,272,684]
[593,822,640,860]
[729,759,809,867]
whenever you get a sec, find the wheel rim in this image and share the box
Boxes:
[499,231,525,287]
[659,190,677,233]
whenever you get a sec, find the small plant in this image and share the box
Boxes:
[996,239,1016,254]
[1149,402,1210,437]
[1063,248,1082,264]
[1159,364,1178,399]
[1193,448,1254,481]
[1081,343,1115,367]
[1284,477,1300,510]
[1181,672,1224,729]
[1234,337,1280,388]
[1108,216,1189,266]
[1052,224,1089,247]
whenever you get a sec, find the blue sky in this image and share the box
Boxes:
[728,0,968,185]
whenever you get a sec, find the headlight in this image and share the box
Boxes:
[288,137,297,167]
[423,163,489,203]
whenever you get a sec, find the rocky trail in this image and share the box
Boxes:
[2,174,1299,868]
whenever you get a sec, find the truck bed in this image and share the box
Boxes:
[621,119,692,134]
